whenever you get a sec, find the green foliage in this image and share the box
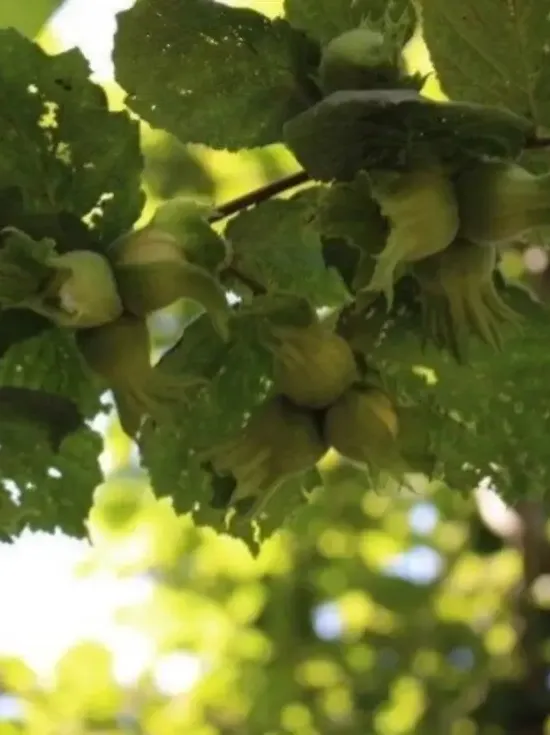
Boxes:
[0,328,101,417]
[0,29,143,244]
[283,90,535,181]
[225,192,351,307]
[2,0,550,558]
[139,312,275,545]
[421,0,550,125]
[351,284,550,497]
[9,7,550,734]
[114,0,320,150]
[283,0,415,45]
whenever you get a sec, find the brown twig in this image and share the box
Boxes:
[204,128,550,238]
[208,170,311,224]
[206,130,550,227]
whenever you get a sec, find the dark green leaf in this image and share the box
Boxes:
[0,424,103,538]
[0,185,101,255]
[315,174,385,247]
[114,0,316,150]
[364,283,550,498]
[140,313,275,537]
[283,89,535,181]
[225,193,351,308]
[0,227,56,308]
[0,386,84,451]
[0,309,51,359]
[238,293,317,330]
[150,312,274,450]
[421,0,550,127]
[0,327,103,418]
[0,313,104,538]
[314,173,388,289]
[0,29,143,246]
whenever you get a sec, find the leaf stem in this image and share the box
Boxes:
[208,170,311,223]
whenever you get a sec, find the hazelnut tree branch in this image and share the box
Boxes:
[208,170,311,224]
[208,132,550,226]
[212,170,311,295]
[212,134,550,294]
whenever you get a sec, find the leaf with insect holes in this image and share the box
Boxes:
[0,327,102,419]
[139,312,278,542]
[141,312,275,456]
[362,282,550,499]
[0,325,104,539]
[0,29,143,246]
[114,0,319,150]
[0,423,103,539]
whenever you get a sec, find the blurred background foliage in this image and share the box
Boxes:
[2,1,550,733]
[0,0,64,38]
